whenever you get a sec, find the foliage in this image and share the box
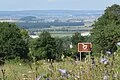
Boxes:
[71,32,84,45]
[30,31,65,60]
[30,31,89,61]
[71,32,91,59]
[91,4,120,53]
[0,22,29,60]
[54,38,65,60]
[16,21,84,29]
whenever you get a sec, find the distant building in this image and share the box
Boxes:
[29,35,39,38]
[81,32,91,36]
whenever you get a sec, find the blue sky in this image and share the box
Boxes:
[0,0,120,11]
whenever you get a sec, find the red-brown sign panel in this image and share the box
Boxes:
[78,43,92,52]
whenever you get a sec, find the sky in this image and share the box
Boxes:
[0,0,120,11]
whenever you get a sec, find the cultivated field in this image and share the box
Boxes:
[28,25,93,37]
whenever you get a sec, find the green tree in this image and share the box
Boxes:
[70,32,87,59]
[31,31,57,60]
[91,4,120,53]
[61,36,72,57]
[0,22,29,60]
[71,32,84,45]
[54,38,64,60]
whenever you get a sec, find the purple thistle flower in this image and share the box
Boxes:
[100,57,109,64]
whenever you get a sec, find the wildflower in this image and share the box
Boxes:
[113,73,117,78]
[70,43,73,48]
[100,57,109,64]
[33,62,35,65]
[28,71,32,73]
[105,51,111,55]
[61,54,64,60]
[117,42,120,46]
[111,71,118,79]
[48,59,50,62]
[75,60,80,65]
[58,69,68,78]
[74,78,77,80]
[103,75,109,80]
[36,75,42,80]
[46,78,50,80]
[19,63,22,66]
[113,52,116,55]
[80,66,83,69]
[76,75,80,78]
[103,70,109,80]
[22,74,28,80]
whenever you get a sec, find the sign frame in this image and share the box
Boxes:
[78,43,92,52]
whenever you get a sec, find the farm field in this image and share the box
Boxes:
[28,25,93,37]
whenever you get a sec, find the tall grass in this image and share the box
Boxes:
[0,53,120,80]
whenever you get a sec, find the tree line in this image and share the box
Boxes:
[0,4,120,63]
[0,22,90,63]
[91,4,120,54]
[16,21,84,29]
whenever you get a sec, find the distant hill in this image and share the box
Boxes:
[0,10,103,29]
[20,16,37,21]
[0,10,103,19]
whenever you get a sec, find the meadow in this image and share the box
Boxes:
[0,52,120,80]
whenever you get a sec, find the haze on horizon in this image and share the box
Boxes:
[0,0,120,11]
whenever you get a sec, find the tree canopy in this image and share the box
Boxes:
[91,4,120,53]
[0,22,29,60]
[30,31,64,60]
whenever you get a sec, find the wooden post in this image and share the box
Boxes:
[79,52,82,80]
[80,52,81,62]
